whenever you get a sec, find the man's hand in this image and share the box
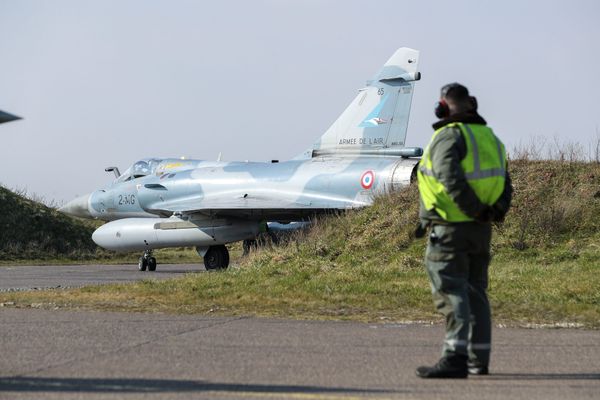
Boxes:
[491,202,507,223]
[475,204,507,223]
[475,206,494,223]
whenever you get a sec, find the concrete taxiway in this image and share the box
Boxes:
[0,308,599,400]
[0,264,203,292]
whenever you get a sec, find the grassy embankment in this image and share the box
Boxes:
[1,160,599,327]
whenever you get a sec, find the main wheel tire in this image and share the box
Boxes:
[147,257,157,271]
[138,256,147,271]
[203,245,229,270]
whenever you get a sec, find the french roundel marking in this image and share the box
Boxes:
[361,170,375,189]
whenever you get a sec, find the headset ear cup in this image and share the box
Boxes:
[470,96,478,111]
[435,100,449,119]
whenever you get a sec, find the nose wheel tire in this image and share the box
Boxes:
[204,245,230,270]
[147,257,157,271]
[138,256,147,271]
[138,251,157,272]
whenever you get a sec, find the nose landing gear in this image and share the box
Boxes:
[138,250,157,272]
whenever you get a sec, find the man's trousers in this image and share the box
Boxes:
[425,221,492,368]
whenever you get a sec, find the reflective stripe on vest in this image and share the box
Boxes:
[417,123,507,222]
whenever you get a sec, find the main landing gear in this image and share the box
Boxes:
[137,245,229,272]
[138,250,157,272]
[199,245,230,270]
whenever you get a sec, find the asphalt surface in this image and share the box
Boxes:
[0,264,204,292]
[0,264,598,399]
[0,309,599,400]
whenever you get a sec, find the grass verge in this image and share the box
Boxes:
[1,240,598,327]
[1,160,599,328]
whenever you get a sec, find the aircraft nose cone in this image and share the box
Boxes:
[59,193,92,218]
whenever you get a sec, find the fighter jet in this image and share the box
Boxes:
[0,110,22,125]
[59,47,423,271]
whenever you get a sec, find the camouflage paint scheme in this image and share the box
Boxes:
[59,47,423,268]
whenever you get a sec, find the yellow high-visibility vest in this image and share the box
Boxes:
[417,123,507,222]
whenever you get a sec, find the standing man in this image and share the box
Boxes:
[415,83,512,378]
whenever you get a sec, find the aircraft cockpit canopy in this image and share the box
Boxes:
[115,158,163,183]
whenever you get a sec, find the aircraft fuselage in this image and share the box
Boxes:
[62,156,418,222]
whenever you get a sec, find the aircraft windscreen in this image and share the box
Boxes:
[115,158,163,183]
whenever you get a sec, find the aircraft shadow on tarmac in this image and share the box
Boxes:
[0,377,399,395]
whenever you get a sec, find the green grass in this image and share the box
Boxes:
[0,185,99,261]
[2,241,598,327]
[1,160,599,328]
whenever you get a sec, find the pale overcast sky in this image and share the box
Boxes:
[0,0,598,202]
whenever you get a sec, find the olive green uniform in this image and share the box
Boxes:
[418,113,512,369]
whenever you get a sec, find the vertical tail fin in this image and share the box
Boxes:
[311,47,420,157]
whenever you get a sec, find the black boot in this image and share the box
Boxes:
[416,355,468,379]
